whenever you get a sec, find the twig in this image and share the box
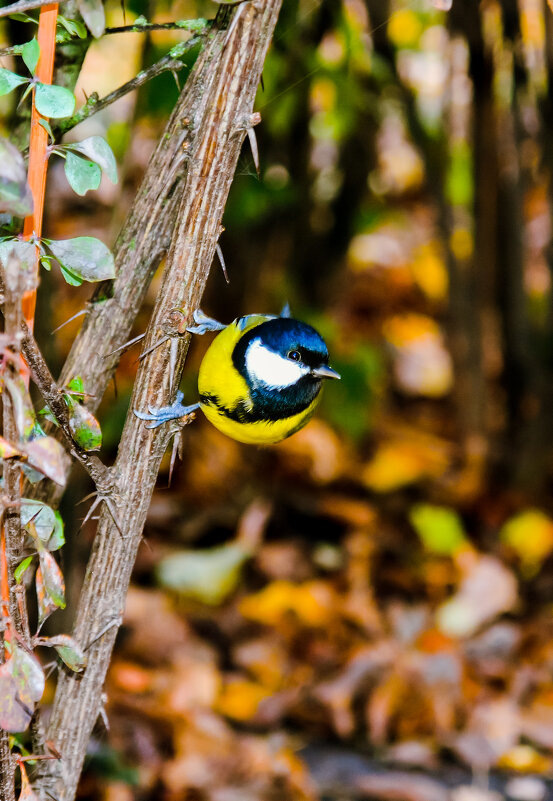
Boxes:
[0,0,65,19]
[55,34,205,137]
[16,317,112,491]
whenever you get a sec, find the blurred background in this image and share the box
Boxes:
[5,0,553,798]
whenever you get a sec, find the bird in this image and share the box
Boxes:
[134,306,340,445]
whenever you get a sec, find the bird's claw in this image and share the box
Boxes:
[134,392,200,428]
[186,309,226,335]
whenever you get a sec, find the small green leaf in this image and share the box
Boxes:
[409,504,468,556]
[59,264,83,286]
[64,150,101,196]
[39,635,87,672]
[4,375,36,441]
[67,136,118,183]
[77,0,105,37]
[22,39,40,75]
[0,69,28,97]
[34,82,75,118]
[8,13,38,23]
[57,15,87,39]
[45,236,115,283]
[67,402,102,451]
[38,118,54,140]
[0,138,33,216]
[15,556,34,584]
[21,498,65,551]
[36,566,58,626]
[38,550,65,609]
[21,436,67,487]
[0,646,44,733]
[67,376,85,395]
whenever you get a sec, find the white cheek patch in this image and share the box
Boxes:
[245,339,310,389]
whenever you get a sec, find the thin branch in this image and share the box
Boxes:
[17,318,111,491]
[0,0,66,19]
[54,34,205,137]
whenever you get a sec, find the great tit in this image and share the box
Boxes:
[135,308,340,445]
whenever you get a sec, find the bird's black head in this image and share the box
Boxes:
[232,317,339,421]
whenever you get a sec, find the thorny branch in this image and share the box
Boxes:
[37,2,283,798]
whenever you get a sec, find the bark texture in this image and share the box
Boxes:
[37,2,282,798]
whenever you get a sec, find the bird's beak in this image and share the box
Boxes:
[312,365,341,380]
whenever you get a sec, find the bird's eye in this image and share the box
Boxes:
[287,350,301,362]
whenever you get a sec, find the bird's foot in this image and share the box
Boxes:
[186,309,227,335]
[134,391,200,428]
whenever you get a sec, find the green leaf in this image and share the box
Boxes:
[38,549,65,609]
[67,136,118,184]
[34,82,75,118]
[409,504,468,556]
[77,0,105,37]
[8,13,38,23]
[4,375,36,441]
[64,150,101,196]
[57,15,88,39]
[67,376,85,395]
[39,635,87,672]
[0,646,44,732]
[156,544,251,606]
[67,402,102,451]
[0,240,36,286]
[21,436,67,487]
[45,236,115,283]
[60,264,83,286]
[35,566,58,626]
[0,137,33,216]
[22,39,40,75]
[0,68,28,97]
[21,498,65,551]
[14,556,34,584]
[38,118,54,141]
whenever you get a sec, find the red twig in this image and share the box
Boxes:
[22,4,59,339]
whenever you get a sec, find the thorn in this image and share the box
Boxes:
[169,337,178,394]
[105,332,146,358]
[247,126,260,177]
[85,616,122,650]
[216,242,229,283]
[171,70,181,91]
[138,335,170,362]
[79,495,101,530]
[260,72,265,92]
[51,309,87,334]
[225,1,247,46]
[168,430,183,486]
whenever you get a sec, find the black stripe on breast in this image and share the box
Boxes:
[200,390,314,423]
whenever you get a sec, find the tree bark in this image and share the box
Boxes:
[37,2,282,798]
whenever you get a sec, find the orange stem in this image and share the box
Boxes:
[22,4,59,336]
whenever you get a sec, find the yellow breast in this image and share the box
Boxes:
[197,315,319,445]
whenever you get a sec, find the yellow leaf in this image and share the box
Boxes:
[387,9,423,49]
[497,744,551,773]
[216,678,271,721]
[410,242,448,301]
[239,580,335,628]
[500,509,553,575]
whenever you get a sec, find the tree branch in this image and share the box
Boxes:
[0,0,67,20]
[37,2,283,798]
[54,33,205,137]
